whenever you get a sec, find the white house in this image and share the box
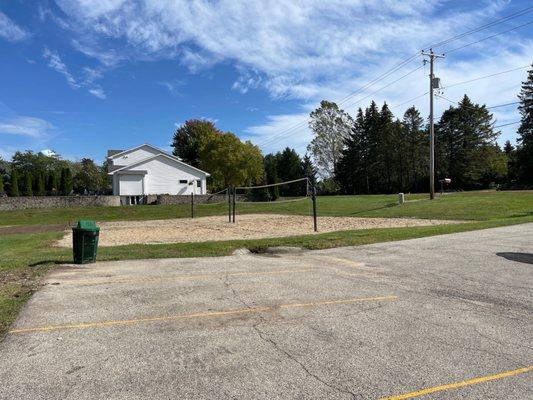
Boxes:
[107,144,210,201]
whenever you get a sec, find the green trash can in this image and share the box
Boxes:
[72,220,100,264]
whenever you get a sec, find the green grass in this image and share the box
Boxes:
[1,191,532,227]
[1,190,532,338]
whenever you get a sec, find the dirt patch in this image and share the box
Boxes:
[0,224,68,235]
[54,214,463,247]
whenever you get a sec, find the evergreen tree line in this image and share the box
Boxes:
[0,151,111,197]
[308,64,533,193]
[334,96,507,194]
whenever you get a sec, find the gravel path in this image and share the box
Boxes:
[55,214,462,247]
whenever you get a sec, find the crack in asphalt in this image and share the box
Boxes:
[220,273,358,400]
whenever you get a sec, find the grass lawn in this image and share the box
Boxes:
[1,190,532,338]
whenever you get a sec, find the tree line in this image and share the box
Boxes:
[171,120,317,198]
[0,151,110,197]
[308,64,533,193]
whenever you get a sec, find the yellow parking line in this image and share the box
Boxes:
[379,365,533,399]
[59,268,312,286]
[9,295,397,334]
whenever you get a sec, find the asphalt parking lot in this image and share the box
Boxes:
[1,223,532,399]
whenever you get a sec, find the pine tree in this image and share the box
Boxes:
[60,168,73,196]
[436,95,502,189]
[336,108,365,194]
[46,171,59,195]
[402,106,427,192]
[301,154,317,191]
[516,64,533,184]
[35,172,45,196]
[8,170,19,197]
[275,147,304,196]
[0,173,4,195]
[263,154,279,200]
[22,171,33,196]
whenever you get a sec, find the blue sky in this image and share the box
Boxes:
[0,0,532,163]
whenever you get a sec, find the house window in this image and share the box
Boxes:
[196,180,201,187]
[179,179,188,184]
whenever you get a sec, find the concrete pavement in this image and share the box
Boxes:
[1,223,532,399]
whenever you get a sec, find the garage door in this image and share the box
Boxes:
[119,174,144,195]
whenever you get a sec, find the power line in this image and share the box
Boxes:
[423,6,533,50]
[494,120,520,128]
[259,62,424,148]
[435,94,520,109]
[391,91,428,109]
[443,20,533,54]
[256,8,533,150]
[441,65,530,89]
[257,55,422,148]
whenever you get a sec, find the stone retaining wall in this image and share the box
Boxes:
[0,196,121,211]
[156,194,231,205]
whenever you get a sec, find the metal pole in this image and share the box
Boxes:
[232,186,236,223]
[429,50,435,200]
[191,192,194,218]
[421,48,444,200]
[312,185,317,232]
[228,188,231,223]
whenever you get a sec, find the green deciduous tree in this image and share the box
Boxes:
[171,119,220,168]
[200,132,264,190]
[73,158,102,194]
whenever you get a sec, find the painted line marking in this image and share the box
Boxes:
[379,365,533,399]
[9,295,397,334]
[56,268,312,286]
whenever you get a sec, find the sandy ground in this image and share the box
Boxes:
[55,213,462,247]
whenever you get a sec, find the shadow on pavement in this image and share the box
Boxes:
[496,252,533,265]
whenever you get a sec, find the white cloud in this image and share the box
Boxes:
[53,0,531,147]
[42,47,108,99]
[157,79,184,95]
[0,116,54,138]
[0,11,29,42]
[43,47,80,88]
[88,87,106,99]
[41,149,57,157]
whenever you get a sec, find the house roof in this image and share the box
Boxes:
[106,143,182,162]
[108,153,210,177]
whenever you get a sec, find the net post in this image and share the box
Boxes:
[232,186,236,223]
[228,187,231,223]
[312,185,317,232]
[191,192,194,218]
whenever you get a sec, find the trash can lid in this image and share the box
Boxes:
[77,220,98,230]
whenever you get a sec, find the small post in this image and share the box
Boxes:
[191,192,194,218]
[398,192,405,205]
[228,188,232,223]
[232,186,236,223]
[312,185,317,232]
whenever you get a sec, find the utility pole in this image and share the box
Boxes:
[421,49,444,200]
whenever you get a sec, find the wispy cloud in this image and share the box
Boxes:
[0,10,29,42]
[0,116,54,139]
[42,47,107,99]
[43,47,80,88]
[52,1,532,148]
[157,79,185,95]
